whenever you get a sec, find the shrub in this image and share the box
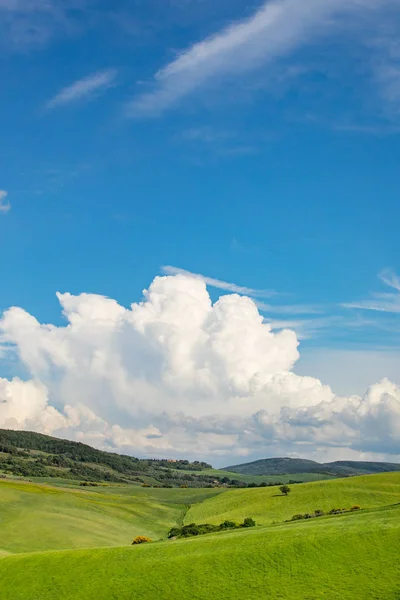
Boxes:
[219,520,237,529]
[242,517,256,528]
[132,536,152,545]
[280,485,291,496]
[291,514,305,521]
[314,509,325,517]
[351,505,361,511]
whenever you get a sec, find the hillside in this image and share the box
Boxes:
[186,472,400,526]
[0,503,399,600]
[0,479,221,554]
[0,429,219,488]
[224,456,400,477]
[0,429,339,488]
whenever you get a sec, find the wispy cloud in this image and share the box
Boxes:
[0,190,11,214]
[127,0,388,117]
[163,266,327,317]
[343,269,400,313]
[45,70,117,110]
[161,265,278,298]
[255,301,323,316]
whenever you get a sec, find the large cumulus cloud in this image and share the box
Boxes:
[0,274,399,463]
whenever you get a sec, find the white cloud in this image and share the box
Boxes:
[45,70,117,110]
[0,190,11,213]
[128,0,391,116]
[0,273,399,463]
[343,269,400,313]
[161,265,277,298]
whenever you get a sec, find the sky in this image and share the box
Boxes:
[0,0,400,466]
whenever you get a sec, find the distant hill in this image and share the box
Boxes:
[0,429,213,487]
[224,457,400,477]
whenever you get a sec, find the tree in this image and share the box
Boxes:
[280,485,291,496]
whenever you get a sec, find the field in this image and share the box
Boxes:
[185,472,400,525]
[0,472,399,599]
[0,504,399,600]
[176,467,335,484]
[0,479,221,553]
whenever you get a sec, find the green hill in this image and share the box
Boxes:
[185,472,400,526]
[0,428,346,488]
[224,456,400,477]
[0,504,399,600]
[0,479,221,554]
[0,428,215,488]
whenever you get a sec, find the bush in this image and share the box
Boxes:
[314,509,325,517]
[168,518,256,539]
[132,536,152,545]
[242,517,256,528]
[280,485,291,496]
[351,505,361,511]
[219,520,237,529]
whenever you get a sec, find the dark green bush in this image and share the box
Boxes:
[242,518,256,528]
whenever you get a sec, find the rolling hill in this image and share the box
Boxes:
[0,429,217,488]
[185,471,400,526]
[224,456,400,477]
[0,479,221,554]
[0,503,399,600]
[0,467,399,599]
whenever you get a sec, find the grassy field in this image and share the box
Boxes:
[0,479,221,554]
[185,472,400,525]
[0,472,399,599]
[182,468,335,484]
[0,504,399,600]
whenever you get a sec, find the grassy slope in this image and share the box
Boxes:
[185,472,400,525]
[0,505,399,600]
[0,480,221,554]
[197,468,334,484]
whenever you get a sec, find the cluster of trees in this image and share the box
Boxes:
[168,518,256,539]
[289,505,361,522]
[148,459,212,471]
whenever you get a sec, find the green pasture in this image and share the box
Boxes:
[0,479,221,554]
[185,472,400,525]
[0,504,398,600]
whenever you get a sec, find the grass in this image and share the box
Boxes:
[182,468,335,484]
[185,472,400,525]
[0,504,399,600]
[1,472,399,599]
[0,479,221,554]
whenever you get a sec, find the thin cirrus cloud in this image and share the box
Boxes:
[162,266,324,317]
[343,269,400,314]
[161,265,278,298]
[45,69,117,110]
[127,0,391,117]
[0,190,10,214]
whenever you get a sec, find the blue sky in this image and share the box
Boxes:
[0,0,399,462]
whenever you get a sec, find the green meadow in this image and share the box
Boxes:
[0,472,399,599]
[177,467,335,484]
[0,504,399,600]
[185,472,400,525]
[0,479,221,553]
